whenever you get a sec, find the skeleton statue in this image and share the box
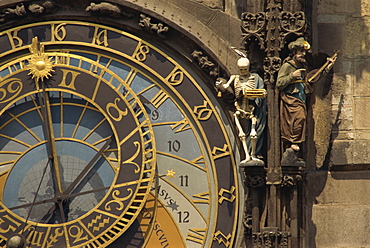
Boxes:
[216,57,266,165]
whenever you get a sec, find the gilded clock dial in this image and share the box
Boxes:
[0,20,241,248]
[2,93,116,224]
[0,53,156,247]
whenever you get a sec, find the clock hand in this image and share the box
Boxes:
[9,186,111,211]
[38,84,63,195]
[63,137,112,196]
[39,82,65,224]
[39,137,112,223]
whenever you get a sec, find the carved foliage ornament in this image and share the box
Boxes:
[240,10,306,52]
[241,12,266,49]
[280,11,305,33]
[253,231,291,248]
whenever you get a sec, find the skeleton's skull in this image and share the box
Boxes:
[237,58,250,76]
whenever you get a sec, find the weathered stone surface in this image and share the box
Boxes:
[331,137,370,166]
[307,171,370,247]
[330,103,354,133]
[343,17,370,58]
[331,73,352,104]
[353,98,370,129]
[311,204,370,247]
[331,140,353,165]
[317,0,361,15]
[353,60,370,96]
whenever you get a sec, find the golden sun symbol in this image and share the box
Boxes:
[27,37,54,83]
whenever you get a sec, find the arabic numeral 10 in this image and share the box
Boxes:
[167,140,180,152]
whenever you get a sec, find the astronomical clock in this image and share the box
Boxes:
[0,20,242,247]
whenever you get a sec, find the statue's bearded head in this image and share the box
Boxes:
[288,37,310,65]
[293,49,307,64]
[237,57,250,76]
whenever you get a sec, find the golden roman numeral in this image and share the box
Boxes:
[58,69,80,90]
[165,66,184,86]
[54,53,70,65]
[213,230,232,247]
[218,186,236,204]
[124,69,137,87]
[150,90,168,109]
[7,61,25,74]
[186,228,206,245]
[193,100,213,121]
[171,118,191,133]
[192,191,210,204]
[211,144,230,160]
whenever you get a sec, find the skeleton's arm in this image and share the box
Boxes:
[215,76,235,94]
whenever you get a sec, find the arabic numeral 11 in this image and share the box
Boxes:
[179,175,188,187]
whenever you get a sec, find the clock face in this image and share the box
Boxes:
[0,21,240,247]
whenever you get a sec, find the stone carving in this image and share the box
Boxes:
[276,37,336,156]
[86,2,131,18]
[191,50,218,77]
[281,174,302,187]
[215,56,266,166]
[279,11,306,45]
[28,1,55,15]
[243,198,253,231]
[241,12,266,50]
[247,175,265,188]
[0,3,26,22]
[253,230,291,248]
[138,14,169,39]
[0,1,57,22]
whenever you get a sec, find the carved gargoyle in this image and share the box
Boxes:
[28,1,55,15]
[0,3,26,22]
[86,2,132,18]
[138,14,169,39]
[191,50,218,77]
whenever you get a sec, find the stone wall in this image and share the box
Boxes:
[307,0,370,247]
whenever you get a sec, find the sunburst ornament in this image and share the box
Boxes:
[27,37,54,83]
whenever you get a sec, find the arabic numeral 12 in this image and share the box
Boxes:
[177,211,189,223]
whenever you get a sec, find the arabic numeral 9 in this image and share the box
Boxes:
[151,110,159,120]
